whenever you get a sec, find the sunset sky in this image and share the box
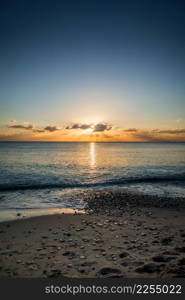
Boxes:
[0,0,185,142]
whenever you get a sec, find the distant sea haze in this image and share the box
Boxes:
[0,142,185,211]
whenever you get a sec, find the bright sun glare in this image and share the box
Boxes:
[84,127,94,134]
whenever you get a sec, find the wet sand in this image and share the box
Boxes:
[0,191,185,278]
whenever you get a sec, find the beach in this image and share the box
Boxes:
[1,0,185,292]
[0,190,185,278]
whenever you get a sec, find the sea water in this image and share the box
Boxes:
[0,142,185,220]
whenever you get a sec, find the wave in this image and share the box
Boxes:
[0,174,185,192]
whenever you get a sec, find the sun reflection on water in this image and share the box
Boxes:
[89,142,96,169]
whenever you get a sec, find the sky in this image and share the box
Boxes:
[0,0,185,141]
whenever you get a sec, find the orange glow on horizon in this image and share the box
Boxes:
[1,121,185,142]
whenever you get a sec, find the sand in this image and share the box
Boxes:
[0,202,185,278]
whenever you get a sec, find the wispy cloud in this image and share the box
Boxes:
[33,129,45,133]
[152,129,185,134]
[124,128,185,142]
[8,124,33,130]
[44,126,60,132]
[123,128,138,132]
[130,130,163,142]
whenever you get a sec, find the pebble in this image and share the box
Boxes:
[98,267,122,275]
[135,263,163,273]
[28,265,38,271]
[175,247,185,253]
[119,252,129,258]
[152,255,175,263]
[16,260,22,264]
[25,261,35,265]
[141,232,146,236]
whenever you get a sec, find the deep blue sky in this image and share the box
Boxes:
[0,0,185,131]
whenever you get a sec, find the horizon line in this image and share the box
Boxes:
[0,141,185,143]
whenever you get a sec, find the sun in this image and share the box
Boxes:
[84,127,94,134]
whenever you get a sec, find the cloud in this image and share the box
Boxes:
[66,123,91,130]
[131,130,164,142]
[93,123,112,132]
[65,123,112,132]
[8,124,33,130]
[152,129,185,134]
[33,129,45,133]
[44,126,59,132]
[5,120,185,142]
[124,128,138,132]
[8,121,60,133]
[124,128,185,142]
[66,123,80,129]
[80,124,91,130]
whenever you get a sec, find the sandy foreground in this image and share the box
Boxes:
[0,202,185,278]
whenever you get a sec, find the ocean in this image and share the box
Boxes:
[0,142,185,220]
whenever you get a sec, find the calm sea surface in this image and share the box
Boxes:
[0,142,185,219]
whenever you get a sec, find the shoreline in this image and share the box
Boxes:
[0,208,85,223]
[0,191,185,278]
[0,189,185,223]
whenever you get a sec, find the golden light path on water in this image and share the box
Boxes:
[89,142,96,169]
